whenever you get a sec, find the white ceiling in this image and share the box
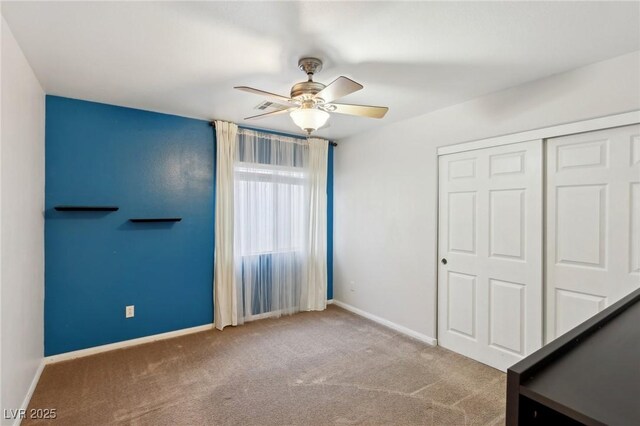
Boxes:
[2,1,639,140]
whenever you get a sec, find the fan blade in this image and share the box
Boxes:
[314,77,363,103]
[234,86,295,104]
[328,103,388,119]
[244,108,292,121]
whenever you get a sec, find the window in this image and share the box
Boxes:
[233,130,311,319]
[213,123,328,328]
[234,163,308,256]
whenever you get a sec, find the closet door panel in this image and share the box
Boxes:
[546,124,640,342]
[555,184,607,268]
[489,189,525,261]
[438,140,543,372]
[631,182,640,274]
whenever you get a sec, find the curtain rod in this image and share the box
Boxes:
[210,121,338,147]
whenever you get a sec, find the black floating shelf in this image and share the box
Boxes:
[55,206,119,212]
[129,218,182,223]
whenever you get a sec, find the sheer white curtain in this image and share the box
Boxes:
[233,129,328,323]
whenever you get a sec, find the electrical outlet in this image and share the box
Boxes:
[125,305,135,318]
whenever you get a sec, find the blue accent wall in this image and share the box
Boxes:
[45,96,334,355]
[327,145,334,300]
[45,96,215,355]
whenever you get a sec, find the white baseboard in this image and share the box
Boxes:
[13,359,46,426]
[332,300,437,346]
[44,304,336,364]
[45,323,215,364]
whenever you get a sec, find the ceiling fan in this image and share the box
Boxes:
[234,57,388,135]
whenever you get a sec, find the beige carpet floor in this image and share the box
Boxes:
[26,306,505,425]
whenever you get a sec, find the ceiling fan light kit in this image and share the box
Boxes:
[234,57,388,135]
[290,108,330,134]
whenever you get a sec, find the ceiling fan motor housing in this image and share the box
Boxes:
[290,81,326,100]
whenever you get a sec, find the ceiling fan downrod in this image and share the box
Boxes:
[291,58,326,99]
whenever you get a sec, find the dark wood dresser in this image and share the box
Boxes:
[506,288,640,425]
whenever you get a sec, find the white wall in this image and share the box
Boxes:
[0,17,45,422]
[334,51,640,340]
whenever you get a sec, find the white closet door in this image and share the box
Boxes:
[546,124,640,342]
[438,140,543,372]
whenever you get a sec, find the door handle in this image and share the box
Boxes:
[441,258,447,265]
